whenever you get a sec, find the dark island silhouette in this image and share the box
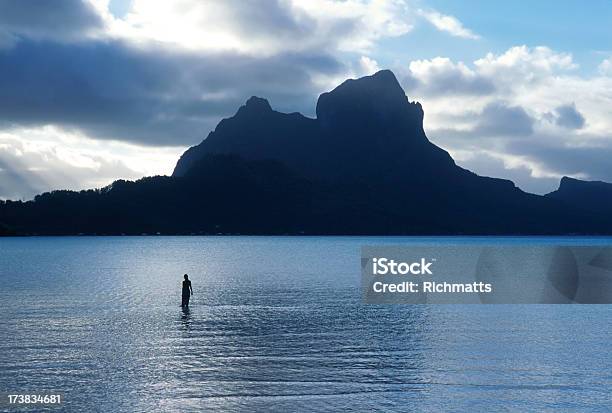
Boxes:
[1,70,611,235]
[545,176,612,216]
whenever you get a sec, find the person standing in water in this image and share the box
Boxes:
[181,274,193,307]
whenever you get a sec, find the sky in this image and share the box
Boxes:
[1,0,612,199]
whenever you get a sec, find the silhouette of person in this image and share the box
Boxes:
[181,274,193,307]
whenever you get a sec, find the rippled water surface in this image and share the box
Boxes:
[1,237,611,412]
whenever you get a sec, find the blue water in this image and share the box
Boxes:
[0,237,611,412]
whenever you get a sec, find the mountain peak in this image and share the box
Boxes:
[315,70,424,135]
[364,69,403,88]
[241,96,272,113]
[560,176,578,185]
[558,176,612,191]
[547,176,612,216]
[341,69,404,90]
[173,69,435,178]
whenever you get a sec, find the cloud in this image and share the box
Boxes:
[0,0,418,148]
[0,134,136,200]
[0,0,105,43]
[475,102,535,137]
[1,0,415,55]
[292,0,414,52]
[109,0,414,54]
[449,149,561,194]
[598,58,612,76]
[0,39,345,146]
[403,57,495,96]
[552,103,586,129]
[506,139,612,184]
[405,45,612,193]
[474,46,576,87]
[418,9,479,39]
[0,126,182,200]
[358,55,381,75]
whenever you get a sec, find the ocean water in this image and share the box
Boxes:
[0,236,611,412]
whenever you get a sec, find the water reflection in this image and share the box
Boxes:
[180,306,192,330]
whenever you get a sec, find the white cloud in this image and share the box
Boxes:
[0,126,183,200]
[294,0,414,52]
[405,57,494,96]
[1,0,417,55]
[400,45,612,193]
[598,58,612,76]
[418,9,479,39]
[104,0,414,55]
[358,56,381,75]
[474,46,576,85]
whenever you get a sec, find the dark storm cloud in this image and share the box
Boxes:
[0,0,104,41]
[507,139,612,182]
[0,39,344,146]
[554,103,586,130]
[475,102,534,137]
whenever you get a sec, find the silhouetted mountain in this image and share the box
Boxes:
[174,70,456,183]
[1,70,612,235]
[546,176,612,215]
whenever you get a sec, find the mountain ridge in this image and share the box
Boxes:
[1,70,611,235]
[173,70,443,180]
[546,176,612,215]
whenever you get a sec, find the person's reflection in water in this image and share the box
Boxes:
[180,305,192,331]
[181,305,191,321]
[181,274,193,307]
